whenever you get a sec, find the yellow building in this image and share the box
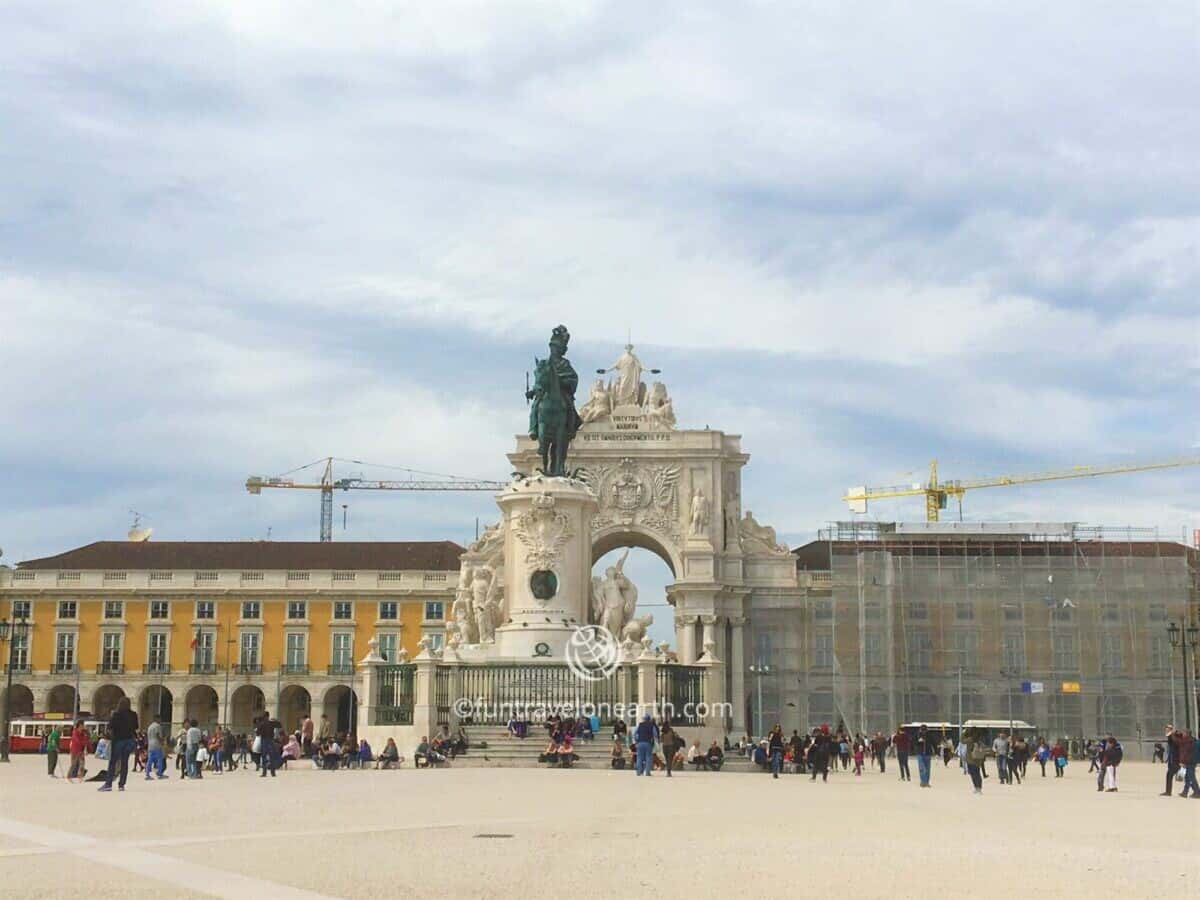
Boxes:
[0,540,461,735]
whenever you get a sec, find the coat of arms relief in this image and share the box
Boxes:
[581,457,682,547]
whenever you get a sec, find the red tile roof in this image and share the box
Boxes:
[17,541,465,571]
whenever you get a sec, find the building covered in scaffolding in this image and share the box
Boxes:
[743,522,1198,748]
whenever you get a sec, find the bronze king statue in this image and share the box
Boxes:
[526,324,583,477]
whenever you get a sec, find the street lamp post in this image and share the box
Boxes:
[748,663,771,739]
[0,616,31,763]
[1168,622,1199,733]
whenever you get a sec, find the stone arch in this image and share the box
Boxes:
[0,684,34,720]
[230,684,266,730]
[591,526,680,578]
[278,685,311,734]
[322,685,358,737]
[184,684,219,729]
[93,684,126,719]
[138,685,173,727]
[47,684,76,715]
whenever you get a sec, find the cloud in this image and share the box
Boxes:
[0,0,1196,589]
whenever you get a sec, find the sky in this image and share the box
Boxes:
[1,2,1197,644]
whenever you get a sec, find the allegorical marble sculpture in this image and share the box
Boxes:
[590,549,639,639]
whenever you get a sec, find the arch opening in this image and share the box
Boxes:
[138,685,174,727]
[0,684,34,720]
[47,684,76,715]
[230,685,266,730]
[323,685,358,738]
[279,685,311,734]
[93,684,126,720]
[591,543,675,650]
[184,685,219,729]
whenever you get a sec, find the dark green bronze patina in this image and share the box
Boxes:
[526,324,582,477]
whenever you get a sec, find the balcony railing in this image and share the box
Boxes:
[327,663,355,676]
[142,663,171,675]
[188,663,218,675]
[96,663,125,675]
[4,664,31,675]
[233,663,263,675]
[50,663,79,674]
[280,664,308,675]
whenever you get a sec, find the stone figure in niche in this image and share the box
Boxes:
[578,377,613,423]
[590,549,639,638]
[604,344,644,407]
[642,381,675,429]
[689,486,710,536]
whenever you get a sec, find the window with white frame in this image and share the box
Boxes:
[951,631,979,670]
[102,632,122,669]
[11,600,32,620]
[195,601,215,620]
[424,601,444,621]
[193,631,215,668]
[239,632,260,667]
[241,601,261,620]
[9,630,28,669]
[331,633,353,667]
[57,600,77,620]
[148,633,168,670]
[103,600,123,620]
[333,601,353,620]
[378,601,398,621]
[863,632,883,668]
[428,633,443,651]
[150,600,170,620]
[286,633,306,668]
[287,601,306,621]
[55,632,76,669]
[377,632,398,662]
[906,630,933,671]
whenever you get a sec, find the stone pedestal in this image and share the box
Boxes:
[494,475,598,660]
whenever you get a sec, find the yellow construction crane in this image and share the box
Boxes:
[246,457,508,542]
[844,457,1200,522]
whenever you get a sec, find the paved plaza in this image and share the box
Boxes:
[0,755,1193,899]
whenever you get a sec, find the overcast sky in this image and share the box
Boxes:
[2,2,1197,642]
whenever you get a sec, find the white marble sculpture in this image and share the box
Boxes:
[620,612,653,644]
[467,520,504,563]
[689,486,710,536]
[578,377,612,423]
[739,510,790,555]
[605,344,644,407]
[453,567,479,643]
[590,549,639,639]
[643,381,675,429]
[471,565,500,643]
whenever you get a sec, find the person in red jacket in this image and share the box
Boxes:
[892,727,912,782]
[67,719,89,782]
[1050,740,1068,777]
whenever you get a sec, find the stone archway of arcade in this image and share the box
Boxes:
[322,685,358,739]
[93,684,126,720]
[0,684,35,722]
[278,685,312,735]
[138,685,174,730]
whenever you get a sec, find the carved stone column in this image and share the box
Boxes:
[636,642,658,720]
[356,636,384,734]
[677,615,699,664]
[729,616,747,733]
[700,615,718,657]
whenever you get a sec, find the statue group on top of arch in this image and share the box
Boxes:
[578,343,676,429]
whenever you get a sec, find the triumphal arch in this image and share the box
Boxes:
[449,339,798,732]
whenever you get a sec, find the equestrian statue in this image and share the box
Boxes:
[526,324,583,477]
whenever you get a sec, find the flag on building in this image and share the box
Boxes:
[1061,681,1081,693]
[1020,681,1044,694]
[189,629,200,650]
